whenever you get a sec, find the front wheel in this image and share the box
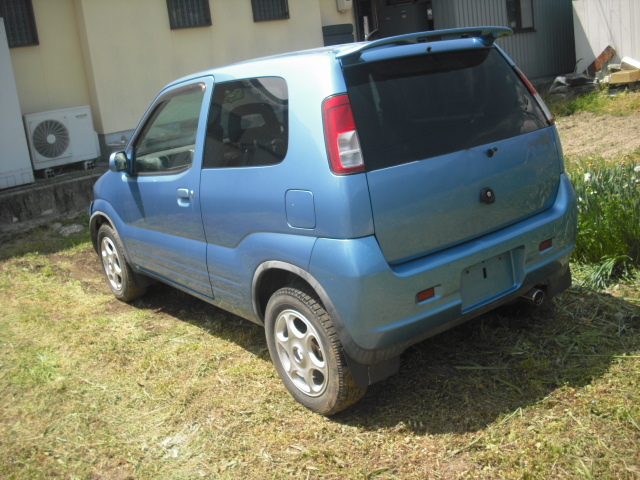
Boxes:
[265,286,366,415]
[97,225,147,302]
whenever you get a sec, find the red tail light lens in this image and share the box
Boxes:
[514,66,555,125]
[322,94,365,175]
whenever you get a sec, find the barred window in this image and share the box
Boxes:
[166,0,212,30]
[0,0,39,48]
[251,0,289,22]
[506,0,534,32]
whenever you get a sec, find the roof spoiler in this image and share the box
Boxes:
[336,26,512,64]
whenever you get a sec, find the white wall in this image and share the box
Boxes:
[573,0,640,72]
[319,0,355,26]
[8,0,354,141]
[0,19,34,190]
[9,0,91,116]
[75,0,329,135]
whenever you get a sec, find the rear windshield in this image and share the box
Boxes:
[343,48,548,171]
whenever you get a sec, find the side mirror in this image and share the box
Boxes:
[109,151,129,172]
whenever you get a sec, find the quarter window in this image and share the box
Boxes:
[251,0,289,22]
[203,77,288,168]
[0,0,38,48]
[506,0,534,31]
[134,84,205,174]
[166,0,212,29]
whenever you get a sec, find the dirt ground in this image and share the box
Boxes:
[555,111,640,159]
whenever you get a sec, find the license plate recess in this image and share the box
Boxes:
[460,251,517,312]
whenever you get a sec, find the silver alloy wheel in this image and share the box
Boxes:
[274,308,328,397]
[101,236,123,291]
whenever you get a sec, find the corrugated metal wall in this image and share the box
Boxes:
[573,0,640,72]
[432,0,576,80]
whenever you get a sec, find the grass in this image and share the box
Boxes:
[545,89,640,117]
[0,90,638,478]
[1,231,638,479]
[566,154,640,288]
[552,89,640,288]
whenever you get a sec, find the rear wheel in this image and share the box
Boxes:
[265,286,366,415]
[97,225,146,302]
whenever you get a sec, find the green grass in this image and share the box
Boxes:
[0,213,91,261]
[566,155,640,288]
[1,92,639,477]
[1,209,639,479]
[546,89,640,118]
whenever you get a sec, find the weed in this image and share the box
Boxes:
[547,89,640,118]
[567,157,640,287]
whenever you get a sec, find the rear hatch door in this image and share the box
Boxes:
[343,43,560,264]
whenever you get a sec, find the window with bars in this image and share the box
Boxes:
[0,0,38,48]
[251,0,290,22]
[506,0,534,32]
[166,0,212,30]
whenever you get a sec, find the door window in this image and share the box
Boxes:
[134,84,206,174]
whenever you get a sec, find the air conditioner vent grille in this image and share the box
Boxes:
[32,119,70,159]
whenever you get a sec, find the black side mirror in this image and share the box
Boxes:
[109,151,129,172]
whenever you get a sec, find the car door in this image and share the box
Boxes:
[119,77,214,298]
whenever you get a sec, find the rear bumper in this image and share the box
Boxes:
[308,173,577,367]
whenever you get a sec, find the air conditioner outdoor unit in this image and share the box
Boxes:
[24,105,99,178]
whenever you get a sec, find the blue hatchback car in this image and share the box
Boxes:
[91,27,577,415]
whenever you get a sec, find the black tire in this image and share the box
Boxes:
[265,286,366,415]
[97,225,147,302]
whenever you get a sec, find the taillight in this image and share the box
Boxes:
[514,66,555,125]
[322,94,365,175]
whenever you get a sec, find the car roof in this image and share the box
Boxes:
[168,26,512,88]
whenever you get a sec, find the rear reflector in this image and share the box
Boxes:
[514,66,555,126]
[416,287,436,303]
[539,238,553,251]
[322,94,365,175]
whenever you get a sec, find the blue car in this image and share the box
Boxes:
[90,27,577,415]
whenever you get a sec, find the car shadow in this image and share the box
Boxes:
[131,281,639,435]
[333,287,639,434]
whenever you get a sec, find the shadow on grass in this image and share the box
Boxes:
[129,279,639,436]
[0,215,92,261]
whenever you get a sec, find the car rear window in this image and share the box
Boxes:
[343,48,549,172]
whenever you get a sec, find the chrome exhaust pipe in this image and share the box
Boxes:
[520,288,545,306]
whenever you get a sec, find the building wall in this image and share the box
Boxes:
[573,0,640,73]
[77,0,332,135]
[9,0,354,142]
[432,0,575,80]
[9,0,91,116]
[0,18,34,189]
[319,0,355,26]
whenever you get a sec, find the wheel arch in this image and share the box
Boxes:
[252,260,401,388]
[252,261,337,327]
[90,211,115,254]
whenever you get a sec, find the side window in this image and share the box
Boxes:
[134,85,205,174]
[203,77,288,168]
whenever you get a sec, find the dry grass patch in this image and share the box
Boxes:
[1,227,638,478]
